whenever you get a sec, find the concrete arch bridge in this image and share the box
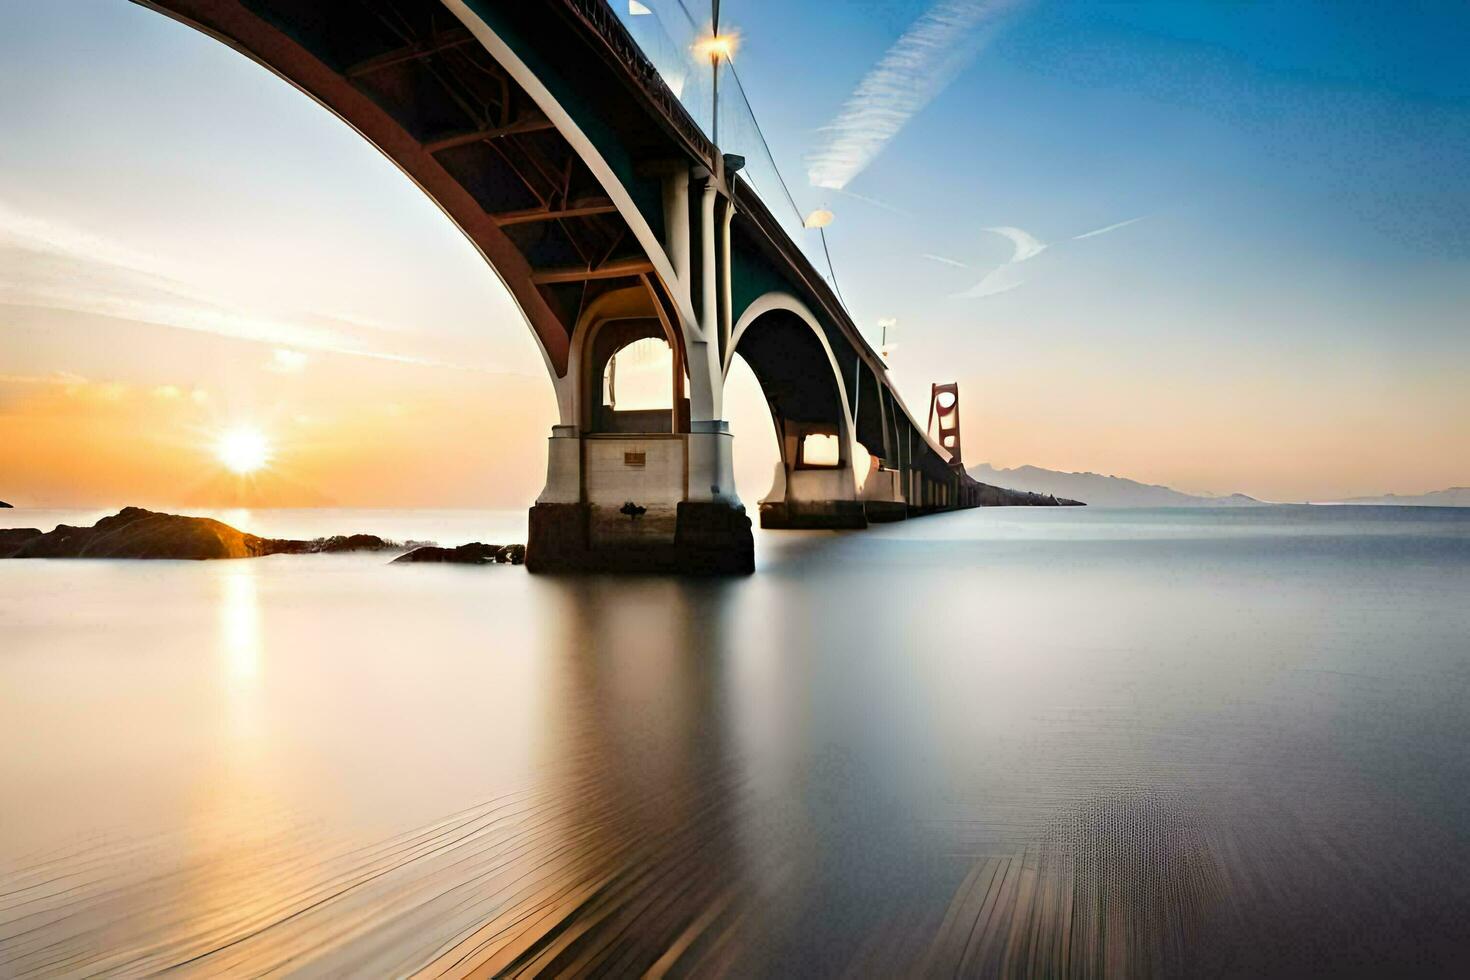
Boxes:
[135,0,1065,572]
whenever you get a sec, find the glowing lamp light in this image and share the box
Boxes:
[694,32,738,62]
[215,426,272,475]
[804,208,834,229]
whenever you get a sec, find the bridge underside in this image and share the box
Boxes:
[133,0,1067,574]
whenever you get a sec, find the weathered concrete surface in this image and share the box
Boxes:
[527,501,753,574]
[759,499,869,530]
[864,501,909,523]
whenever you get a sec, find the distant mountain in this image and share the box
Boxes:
[1328,488,1470,507]
[969,464,1265,508]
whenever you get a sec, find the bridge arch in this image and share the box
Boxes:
[129,0,761,572]
[135,0,701,386]
[728,292,866,528]
[119,0,996,570]
[441,0,700,343]
[568,283,686,435]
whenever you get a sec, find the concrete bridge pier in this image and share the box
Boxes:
[756,419,868,530]
[858,457,910,523]
[526,421,752,575]
[524,162,753,575]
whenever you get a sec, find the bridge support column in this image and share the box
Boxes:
[526,423,752,574]
[757,420,867,530]
[859,457,909,523]
[525,164,754,574]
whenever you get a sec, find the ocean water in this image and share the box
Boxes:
[2,506,1468,976]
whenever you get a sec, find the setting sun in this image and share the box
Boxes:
[215,426,272,474]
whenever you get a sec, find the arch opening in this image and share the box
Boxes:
[731,309,850,467]
[729,305,866,529]
[584,320,686,434]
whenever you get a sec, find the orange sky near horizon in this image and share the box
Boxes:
[4,296,1465,508]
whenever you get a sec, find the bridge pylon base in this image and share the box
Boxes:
[758,500,868,530]
[526,501,754,575]
[863,501,909,523]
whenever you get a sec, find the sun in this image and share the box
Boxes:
[215,426,272,475]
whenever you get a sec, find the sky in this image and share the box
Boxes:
[1,0,1467,507]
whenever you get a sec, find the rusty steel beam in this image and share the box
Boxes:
[422,118,556,154]
[495,202,618,226]
[531,258,654,284]
[344,30,475,77]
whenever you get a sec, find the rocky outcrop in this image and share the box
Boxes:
[971,482,1084,507]
[9,508,271,559]
[0,528,42,557]
[969,464,1258,507]
[3,508,428,561]
[262,533,403,554]
[393,543,525,565]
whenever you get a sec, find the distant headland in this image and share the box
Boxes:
[970,464,1468,508]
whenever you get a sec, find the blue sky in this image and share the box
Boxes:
[1,0,1466,502]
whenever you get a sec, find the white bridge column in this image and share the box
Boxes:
[525,165,750,573]
[685,168,737,504]
[757,418,867,530]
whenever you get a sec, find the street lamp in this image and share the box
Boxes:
[695,0,738,145]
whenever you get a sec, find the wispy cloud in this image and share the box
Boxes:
[954,260,1027,299]
[0,200,483,371]
[984,225,1048,263]
[806,0,1024,191]
[952,216,1146,300]
[951,226,1045,297]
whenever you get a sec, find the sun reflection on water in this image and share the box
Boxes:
[219,563,261,683]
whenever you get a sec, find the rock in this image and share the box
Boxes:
[262,532,395,554]
[8,507,272,560]
[0,500,12,508]
[393,543,525,565]
[0,528,42,557]
[0,507,501,562]
[970,482,1084,507]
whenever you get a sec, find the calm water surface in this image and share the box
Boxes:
[2,506,1468,976]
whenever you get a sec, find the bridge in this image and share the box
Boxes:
[134,0,1039,573]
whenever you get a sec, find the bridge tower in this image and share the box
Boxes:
[928,382,963,465]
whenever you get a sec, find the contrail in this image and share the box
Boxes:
[922,253,969,268]
[806,0,1024,191]
[951,217,1146,299]
[827,185,910,216]
[1072,215,1146,240]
